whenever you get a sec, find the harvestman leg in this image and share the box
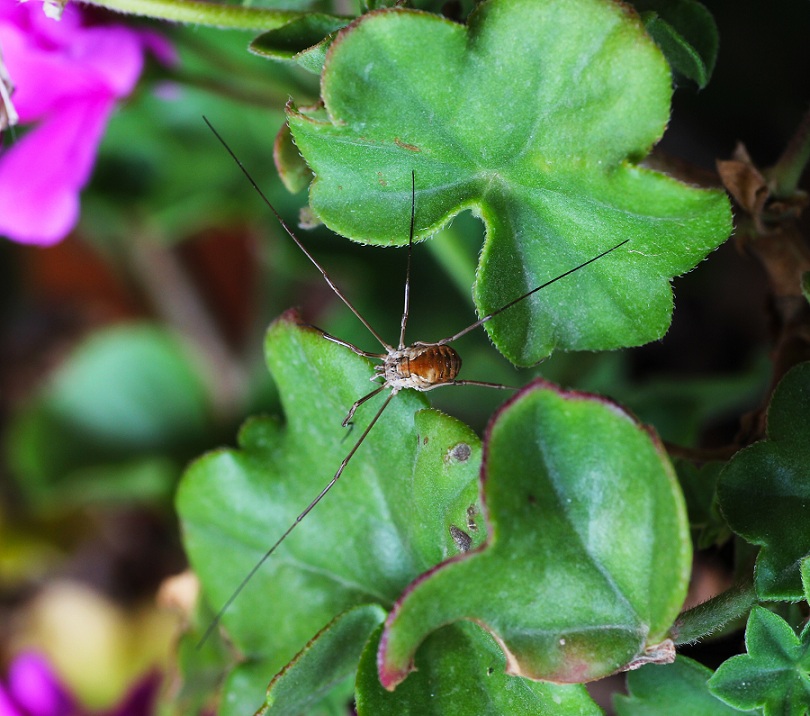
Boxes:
[197,390,396,647]
[298,322,390,425]
[298,322,386,360]
[200,118,631,647]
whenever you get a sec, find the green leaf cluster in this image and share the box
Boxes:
[709,607,810,715]
[179,316,691,714]
[167,0,749,713]
[63,0,810,713]
[718,362,810,600]
[9,0,810,711]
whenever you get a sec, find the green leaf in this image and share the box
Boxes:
[717,361,810,599]
[615,656,758,715]
[635,0,719,89]
[274,121,314,194]
[708,606,810,716]
[250,14,351,73]
[6,324,213,509]
[259,604,387,716]
[378,380,691,688]
[168,598,233,716]
[612,360,768,447]
[357,623,602,715]
[177,312,482,713]
[675,460,731,549]
[287,0,732,365]
[803,557,810,602]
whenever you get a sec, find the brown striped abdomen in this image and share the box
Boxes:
[383,343,462,391]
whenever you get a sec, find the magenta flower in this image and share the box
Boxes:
[0,651,159,716]
[0,652,73,716]
[0,1,173,246]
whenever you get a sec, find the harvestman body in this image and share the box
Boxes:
[199,118,629,645]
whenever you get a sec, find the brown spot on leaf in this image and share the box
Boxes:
[394,137,420,152]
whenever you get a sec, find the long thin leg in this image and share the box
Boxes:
[436,239,630,345]
[197,389,397,649]
[398,171,416,350]
[300,322,387,359]
[342,384,387,426]
[204,117,394,353]
[421,379,517,393]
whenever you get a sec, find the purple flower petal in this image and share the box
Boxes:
[0,0,173,246]
[0,8,145,122]
[105,671,161,716]
[0,685,25,716]
[0,95,113,245]
[5,652,73,716]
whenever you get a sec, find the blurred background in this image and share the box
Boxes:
[0,0,808,712]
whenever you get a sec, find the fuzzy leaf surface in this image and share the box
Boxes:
[636,0,718,88]
[378,380,691,688]
[357,623,602,715]
[615,656,757,715]
[259,604,386,716]
[288,0,732,364]
[717,361,810,599]
[708,606,810,716]
[250,14,350,73]
[177,312,482,714]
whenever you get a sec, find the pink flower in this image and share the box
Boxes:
[0,651,160,716]
[0,652,74,716]
[0,1,173,246]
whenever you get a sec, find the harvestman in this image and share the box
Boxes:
[199,118,629,645]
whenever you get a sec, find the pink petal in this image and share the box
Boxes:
[6,652,72,716]
[0,17,145,121]
[0,685,25,716]
[0,95,114,246]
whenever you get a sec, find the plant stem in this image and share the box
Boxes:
[669,580,756,645]
[83,0,346,30]
[769,105,810,198]
[426,226,478,302]
[127,234,248,421]
[169,68,293,108]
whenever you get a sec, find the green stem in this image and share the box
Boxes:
[769,105,810,198]
[426,226,478,302]
[170,68,292,107]
[669,580,756,645]
[83,0,346,31]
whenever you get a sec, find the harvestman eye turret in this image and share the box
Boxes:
[198,117,629,646]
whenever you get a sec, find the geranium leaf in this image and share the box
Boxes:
[287,0,732,365]
[615,656,758,715]
[378,380,691,688]
[635,0,719,88]
[717,361,810,599]
[708,606,810,715]
[357,623,602,715]
[274,121,313,194]
[803,557,810,602]
[249,14,350,73]
[675,460,731,549]
[259,604,386,716]
[177,312,482,713]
